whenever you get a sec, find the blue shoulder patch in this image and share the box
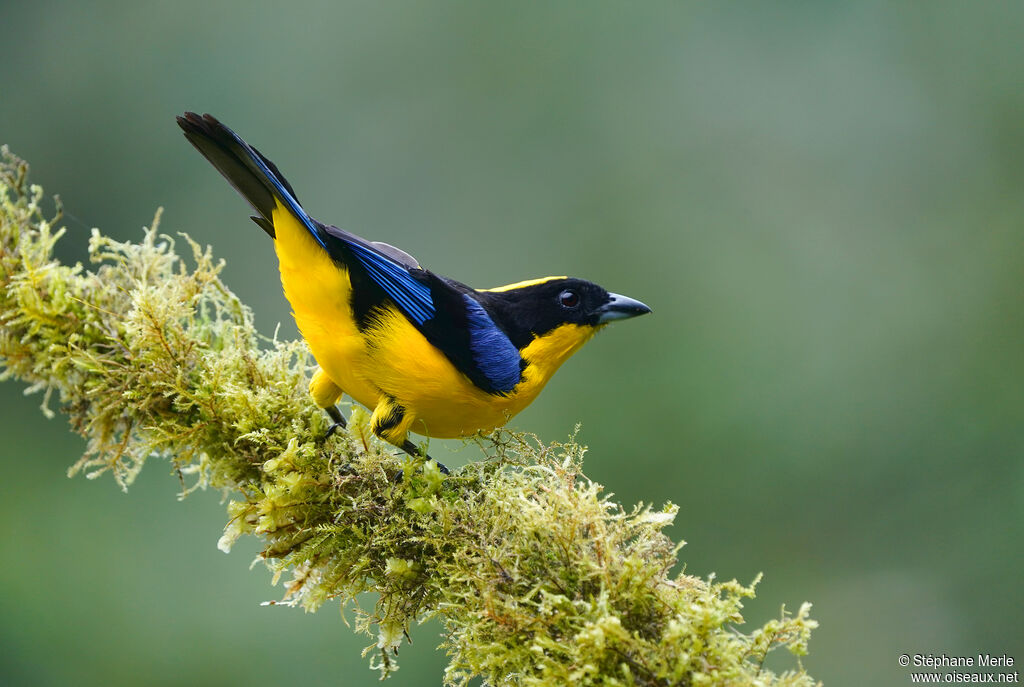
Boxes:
[347,241,435,325]
[462,295,522,393]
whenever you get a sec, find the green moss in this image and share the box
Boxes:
[0,147,819,686]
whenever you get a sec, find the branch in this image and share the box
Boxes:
[0,147,819,686]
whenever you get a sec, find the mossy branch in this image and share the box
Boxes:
[0,147,819,686]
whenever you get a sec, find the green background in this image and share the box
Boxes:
[2,2,1021,684]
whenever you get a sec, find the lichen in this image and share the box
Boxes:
[0,147,819,686]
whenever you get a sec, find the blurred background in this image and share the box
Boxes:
[1,1,1022,684]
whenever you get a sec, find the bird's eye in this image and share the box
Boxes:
[559,290,580,308]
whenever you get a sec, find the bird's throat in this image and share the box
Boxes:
[520,323,599,380]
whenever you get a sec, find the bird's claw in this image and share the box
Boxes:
[399,439,450,476]
[321,405,348,442]
[321,406,448,475]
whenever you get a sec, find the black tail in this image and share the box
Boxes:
[176,112,305,238]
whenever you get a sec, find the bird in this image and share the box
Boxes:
[177,112,651,472]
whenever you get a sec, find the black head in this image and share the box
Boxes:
[478,277,651,349]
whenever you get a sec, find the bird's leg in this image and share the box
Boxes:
[399,439,450,476]
[371,395,450,476]
[311,369,347,439]
[324,404,347,439]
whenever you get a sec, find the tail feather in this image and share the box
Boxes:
[176,112,321,244]
[250,215,276,238]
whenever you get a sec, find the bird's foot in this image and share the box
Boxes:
[323,404,448,475]
[399,439,450,476]
[323,405,347,440]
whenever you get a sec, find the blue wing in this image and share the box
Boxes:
[321,226,436,326]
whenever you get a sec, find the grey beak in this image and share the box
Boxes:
[596,293,652,324]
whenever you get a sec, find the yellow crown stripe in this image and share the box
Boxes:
[480,276,567,293]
